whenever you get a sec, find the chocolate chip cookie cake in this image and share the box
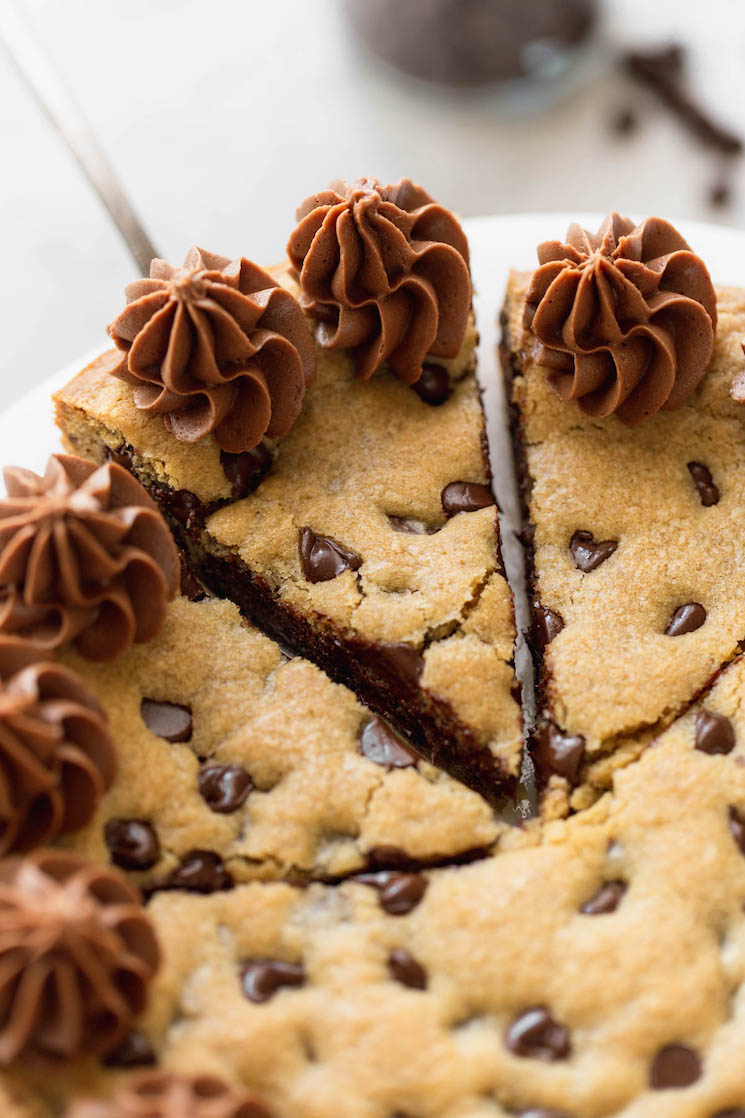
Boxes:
[3,186,745,1117]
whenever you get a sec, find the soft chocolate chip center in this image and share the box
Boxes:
[241,959,306,1003]
[650,1043,702,1089]
[505,1006,571,1061]
[580,880,626,915]
[441,481,495,518]
[360,718,419,768]
[299,528,362,584]
[141,699,193,742]
[695,710,736,755]
[199,764,253,813]
[688,461,720,506]
[105,818,160,870]
[388,948,428,989]
[665,603,706,637]
[412,363,452,406]
[569,529,618,572]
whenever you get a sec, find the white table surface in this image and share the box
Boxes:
[2,0,745,404]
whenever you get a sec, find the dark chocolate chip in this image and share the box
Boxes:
[665,602,706,636]
[167,850,232,893]
[412,363,451,406]
[695,710,735,755]
[728,806,745,854]
[388,948,427,989]
[104,819,160,870]
[569,530,618,572]
[241,959,306,1003]
[141,699,193,742]
[580,880,626,915]
[376,642,425,685]
[610,106,638,136]
[688,462,720,506]
[221,445,273,498]
[531,724,585,787]
[179,551,206,602]
[103,1031,157,1068]
[356,871,428,915]
[505,1006,571,1062]
[532,604,564,648]
[366,846,416,870]
[164,489,201,530]
[360,718,419,768]
[650,1043,702,1089]
[199,765,253,813]
[299,528,363,584]
[106,444,135,471]
[441,482,495,518]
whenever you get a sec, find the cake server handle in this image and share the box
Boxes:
[0,1,159,275]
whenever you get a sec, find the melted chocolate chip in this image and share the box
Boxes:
[241,959,306,1003]
[360,718,419,768]
[388,948,427,989]
[650,1043,702,1089]
[163,488,201,530]
[102,1031,156,1068]
[412,363,451,406]
[221,445,273,497]
[580,880,627,915]
[441,482,495,518]
[688,461,720,506]
[141,699,193,742]
[728,806,745,854]
[299,528,363,583]
[105,819,160,870]
[532,604,564,648]
[167,850,232,893]
[569,530,618,572]
[179,551,206,601]
[531,724,585,787]
[375,642,425,685]
[356,871,428,915]
[106,444,135,471]
[695,710,735,755]
[665,602,707,636]
[505,1006,571,1062]
[199,765,253,813]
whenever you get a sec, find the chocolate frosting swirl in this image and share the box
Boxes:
[108,248,316,452]
[0,849,159,1064]
[287,177,471,383]
[523,213,717,424]
[0,454,179,661]
[0,637,115,854]
[66,1072,272,1118]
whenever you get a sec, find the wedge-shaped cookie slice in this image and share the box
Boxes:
[55,268,522,803]
[502,263,745,816]
[57,594,505,887]
[12,652,745,1117]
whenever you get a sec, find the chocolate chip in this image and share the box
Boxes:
[105,819,160,870]
[299,528,363,583]
[688,462,720,506]
[360,718,419,768]
[105,444,135,470]
[650,1043,702,1089]
[695,710,735,755]
[375,642,425,685]
[164,489,201,530]
[532,604,564,648]
[531,724,585,787]
[505,1007,571,1062]
[241,959,306,1003]
[141,699,193,742]
[356,871,428,915]
[179,551,206,601]
[580,880,626,915]
[728,806,745,854]
[199,765,253,813]
[569,530,618,572]
[412,363,451,406]
[388,948,427,989]
[103,1031,157,1068]
[441,482,495,518]
[366,846,416,870]
[221,445,273,498]
[665,602,706,636]
[167,850,232,893]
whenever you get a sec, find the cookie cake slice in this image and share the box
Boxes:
[501,212,745,816]
[54,179,523,802]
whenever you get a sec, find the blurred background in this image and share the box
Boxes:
[1,0,744,403]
